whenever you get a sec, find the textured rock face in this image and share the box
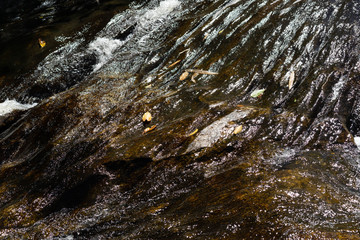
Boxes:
[1,0,360,238]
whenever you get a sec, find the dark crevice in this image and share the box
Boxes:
[115,24,136,41]
[43,174,106,214]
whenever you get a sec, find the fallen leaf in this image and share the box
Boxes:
[250,89,265,98]
[188,129,198,136]
[219,29,224,34]
[180,71,189,81]
[185,69,218,75]
[168,60,181,68]
[237,104,245,108]
[38,38,46,48]
[179,48,190,55]
[142,112,152,122]
[233,125,243,134]
[203,33,209,40]
[191,73,199,83]
[143,125,156,134]
[288,71,295,89]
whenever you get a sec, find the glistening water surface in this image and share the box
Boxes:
[1,0,360,238]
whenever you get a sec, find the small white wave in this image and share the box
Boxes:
[53,235,74,240]
[38,0,56,8]
[354,137,360,150]
[331,75,346,101]
[88,37,123,72]
[143,0,180,22]
[0,99,37,116]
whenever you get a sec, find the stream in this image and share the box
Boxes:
[1,0,360,238]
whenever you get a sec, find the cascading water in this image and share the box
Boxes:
[1,0,360,238]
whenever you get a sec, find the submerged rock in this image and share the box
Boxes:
[186,107,254,152]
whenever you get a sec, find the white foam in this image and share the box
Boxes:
[88,37,123,72]
[39,0,56,8]
[354,137,360,150]
[331,75,345,101]
[0,99,37,116]
[143,0,180,21]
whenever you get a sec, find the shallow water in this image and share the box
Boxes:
[1,0,360,238]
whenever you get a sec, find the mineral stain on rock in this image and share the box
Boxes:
[1,0,360,239]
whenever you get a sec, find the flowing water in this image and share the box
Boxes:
[1,0,360,238]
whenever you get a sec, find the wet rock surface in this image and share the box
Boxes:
[1,0,360,238]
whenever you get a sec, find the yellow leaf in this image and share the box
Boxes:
[233,125,243,134]
[142,112,152,122]
[250,89,265,98]
[288,71,295,89]
[179,48,190,55]
[191,73,199,83]
[143,125,157,134]
[185,69,218,75]
[188,129,198,136]
[180,71,189,81]
[168,60,181,68]
[38,38,46,48]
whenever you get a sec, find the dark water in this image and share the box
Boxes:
[0,0,130,98]
[1,0,360,239]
